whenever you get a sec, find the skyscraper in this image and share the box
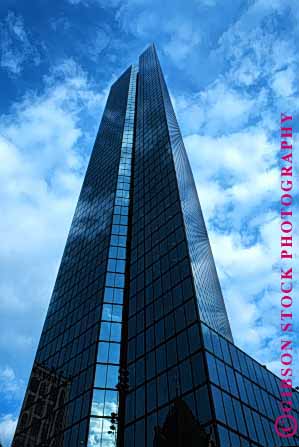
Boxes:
[13,44,299,447]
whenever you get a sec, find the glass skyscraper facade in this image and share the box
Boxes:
[13,44,299,447]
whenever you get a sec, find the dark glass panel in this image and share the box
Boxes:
[211,385,226,424]
[195,386,212,424]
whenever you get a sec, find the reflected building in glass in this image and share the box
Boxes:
[13,44,299,447]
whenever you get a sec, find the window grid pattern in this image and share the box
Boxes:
[88,64,138,447]
[123,44,215,447]
[156,54,233,343]
[12,44,299,447]
[202,322,299,446]
[12,68,132,447]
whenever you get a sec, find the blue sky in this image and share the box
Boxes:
[0,0,299,445]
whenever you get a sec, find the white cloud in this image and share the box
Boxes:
[0,11,41,75]
[116,0,202,65]
[181,124,298,378]
[173,0,299,375]
[214,0,298,98]
[185,129,278,211]
[207,216,282,367]
[176,94,286,370]
[203,85,253,132]
[167,0,299,380]
[229,56,260,87]
[162,20,201,64]
[182,125,292,374]
[174,81,259,136]
[0,366,24,401]
[0,59,107,368]
[0,414,17,447]
[88,28,111,62]
[272,66,297,97]
[0,60,110,445]
[1,0,299,431]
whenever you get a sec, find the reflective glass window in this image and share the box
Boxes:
[147,380,157,412]
[216,360,229,392]
[218,425,230,447]
[188,323,201,353]
[95,364,107,388]
[104,390,118,416]
[211,332,223,360]
[110,323,122,342]
[135,418,145,447]
[106,365,118,388]
[99,322,110,341]
[229,431,241,447]
[168,366,179,400]
[179,359,192,393]
[157,373,168,407]
[201,324,213,352]
[253,411,266,445]
[91,389,105,417]
[232,398,247,436]
[222,392,237,431]
[243,405,258,444]
[211,385,226,423]
[206,352,218,384]
[166,338,177,367]
[135,386,145,418]
[195,386,211,424]
[156,345,166,373]
[177,331,189,361]
[97,342,109,363]
[226,365,238,397]
[191,352,205,386]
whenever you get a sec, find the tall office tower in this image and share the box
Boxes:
[13,45,299,447]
